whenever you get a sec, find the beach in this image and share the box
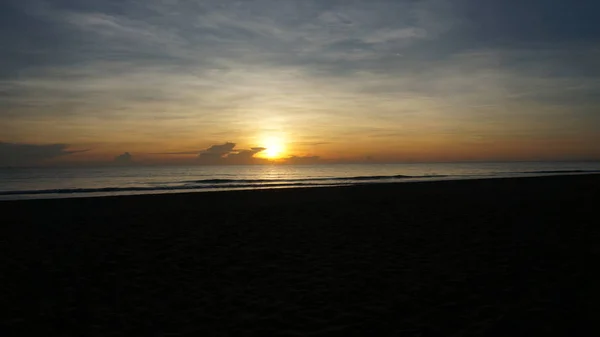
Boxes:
[2,175,598,336]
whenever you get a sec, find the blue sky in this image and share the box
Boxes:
[1,0,599,165]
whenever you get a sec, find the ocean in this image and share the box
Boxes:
[1,162,599,200]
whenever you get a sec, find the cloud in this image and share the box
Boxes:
[202,142,236,156]
[196,142,267,165]
[162,142,323,165]
[0,141,84,166]
[226,147,266,164]
[198,142,236,162]
[114,152,133,164]
[152,142,327,165]
[362,27,428,44]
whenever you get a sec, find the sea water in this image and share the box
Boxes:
[1,162,599,200]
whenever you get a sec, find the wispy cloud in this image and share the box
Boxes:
[1,0,599,162]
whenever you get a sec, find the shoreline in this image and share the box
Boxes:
[2,172,600,202]
[2,174,598,335]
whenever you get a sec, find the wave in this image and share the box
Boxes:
[185,174,448,184]
[517,169,600,174]
[0,182,329,196]
[4,169,596,197]
[0,174,450,197]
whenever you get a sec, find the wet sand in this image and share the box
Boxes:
[2,175,598,336]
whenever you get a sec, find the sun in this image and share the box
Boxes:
[261,137,285,159]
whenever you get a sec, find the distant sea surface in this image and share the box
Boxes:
[1,162,599,200]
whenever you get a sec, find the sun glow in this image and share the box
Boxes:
[261,137,286,159]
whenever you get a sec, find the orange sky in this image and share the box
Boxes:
[1,0,600,166]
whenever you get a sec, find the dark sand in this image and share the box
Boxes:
[2,175,599,336]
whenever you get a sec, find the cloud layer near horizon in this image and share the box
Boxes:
[1,0,599,164]
[154,142,321,165]
[0,141,322,166]
[0,141,87,166]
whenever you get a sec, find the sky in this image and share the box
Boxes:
[1,0,599,166]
